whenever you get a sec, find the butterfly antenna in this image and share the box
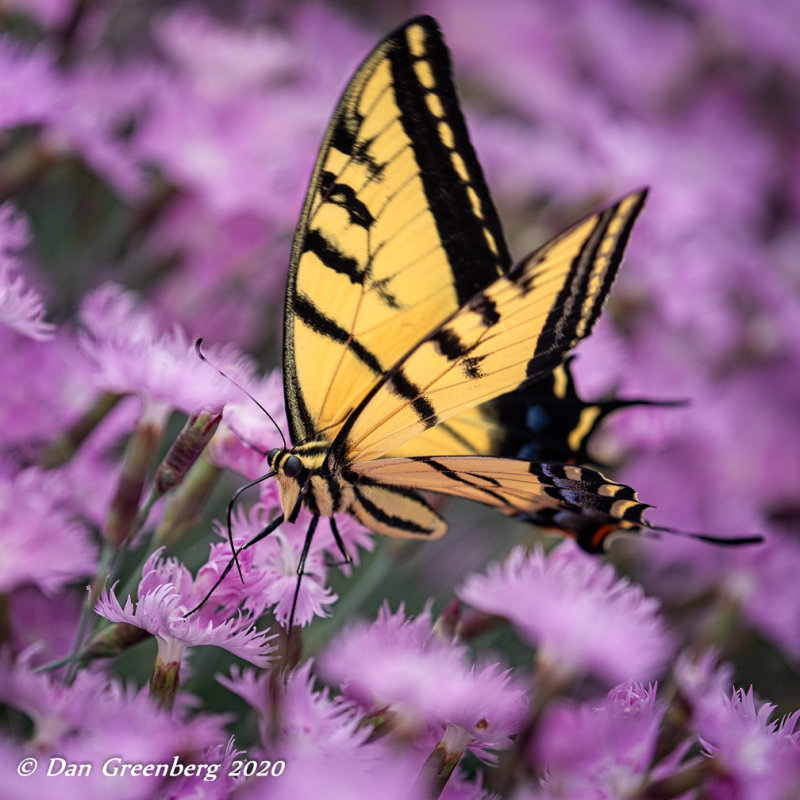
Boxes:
[195,337,287,580]
[195,338,286,449]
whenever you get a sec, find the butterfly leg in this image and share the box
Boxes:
[326,517,353,567]
[185,511,285,616]
[288,514,319,632]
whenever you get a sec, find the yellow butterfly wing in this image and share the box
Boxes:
[331,190,647,464]
[283,17,511,448]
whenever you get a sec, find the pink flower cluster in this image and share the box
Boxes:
[1,1,799,797]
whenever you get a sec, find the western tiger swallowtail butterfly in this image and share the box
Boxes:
[200,15,760,623]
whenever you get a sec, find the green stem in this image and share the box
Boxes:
[640,759,708,799]
[153,452,222,548]
[64,541,116,683]
[39,392,123,469]
[149,657,181,711]
[302,544,395,655]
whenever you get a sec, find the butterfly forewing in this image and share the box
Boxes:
[284,17,511,447]
[333,190,647,464]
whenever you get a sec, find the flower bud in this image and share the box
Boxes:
[104,413,164,547]
[154,409,223,496]
[85,622,150,658]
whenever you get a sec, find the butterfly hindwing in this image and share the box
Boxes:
[284,16,511,447]
[347,455,650,549]
[386,357,664,463]
[480,357,678,464]
[347,478,446,540]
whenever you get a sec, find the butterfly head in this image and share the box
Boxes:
[267,444,329,521]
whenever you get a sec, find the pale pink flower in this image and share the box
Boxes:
[96,549,275,667]
[459,543,672,685]
[320,603,528,759]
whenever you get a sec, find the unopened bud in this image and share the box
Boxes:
[154,409,223,496]
[104,415,163,547]
[434,598,461,640]
[85,622,150,658]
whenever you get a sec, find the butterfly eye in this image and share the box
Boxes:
[267,448,280,466]
[283,454,303,479]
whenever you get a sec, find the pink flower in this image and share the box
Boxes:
[95,549,275,667]
[319,604,528,759]
[683,0,800,74]
[221,659,432,799]
[530,682,666,797]
[236,750,427,800]
[0,463,96,594]
[48,57,155,198]
[674,651,800,797]
[629,531,800,662]
[459,543,672,685]
[0,649,229,799]
[220,661,374,759]
[78,283,249,414]
[0,36,151,197]
[673,649,734,717]
[129,6,373,346]
[0,329,98,448]
[8,586,83,665]
[195,504,338,628]
[697,687,800,800]
[0,37,58,130]
[0,203,53,340]
[145,196,289,346]
[136,8,325,220]
[249,530,338,626]
[195,482,375,628]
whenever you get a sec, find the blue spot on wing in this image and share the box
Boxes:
[525,405,551,432]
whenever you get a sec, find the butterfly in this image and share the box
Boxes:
[204,15,759,621]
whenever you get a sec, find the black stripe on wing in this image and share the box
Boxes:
[388,16,512,302]
[527,194,647,368]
